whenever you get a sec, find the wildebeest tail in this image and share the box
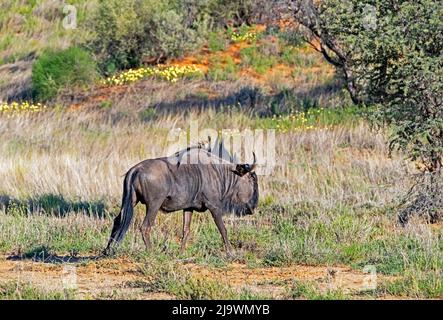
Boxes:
[107,169,137,247]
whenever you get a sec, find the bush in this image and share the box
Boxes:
[240,45,277,74]
[207,0,273,27]
[86,0,276,73]
[87,0,210,73]
[31,47,98,101]
[207,31,227,52]
[295,0,443,173]
[295,0,443,223]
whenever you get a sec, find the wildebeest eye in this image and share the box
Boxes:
[231,152,257,176]
[231,164,251,177]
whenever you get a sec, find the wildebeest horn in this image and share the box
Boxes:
[231,152,257,176]
[250,152,257,172]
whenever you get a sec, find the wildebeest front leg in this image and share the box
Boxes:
[210,210,233,255]
[140,202,161,250]
[180,210,193,253]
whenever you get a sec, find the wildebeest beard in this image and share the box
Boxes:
[221,171,258,216]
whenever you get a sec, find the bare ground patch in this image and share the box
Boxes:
[183,262,397,298]
[0,255,171,299]
[0,255,398,299]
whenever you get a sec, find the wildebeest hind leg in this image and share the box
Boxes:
[140,201,161,250]
[180,210,193,253]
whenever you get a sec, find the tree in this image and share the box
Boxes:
[290,0,443,222]
[291,0,443,170]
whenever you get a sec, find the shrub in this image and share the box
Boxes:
[87,0,209,73]
[207,56,238,81]
[208,31,227,52]
[294,0,443,224]
[207,0,273,27]
[277,29,305,48]
[240,45,277,74]
[295,0,443,173]
[0,281,75,300]
[31,47,98,101]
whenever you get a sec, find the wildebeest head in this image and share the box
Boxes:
[225,152,259,216]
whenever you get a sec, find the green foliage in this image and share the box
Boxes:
[279,46,317,68]
[240,45,277,74]
[289,280,349,300]
[310,0,443,172]
[378,270,443,299]
[31,47,98,101]
[0,281,75,300]
[208,31,228,52]
[208,56,238,81]
[277,29,304,48]
[0,0,93,68]
[255,106,363,131]
[205,0,271,27]
[87,0,209,73]
[86,0,274,73]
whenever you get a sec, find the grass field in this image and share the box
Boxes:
[0,6,441,299]
[0,103,441,299]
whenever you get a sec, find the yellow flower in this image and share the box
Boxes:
[0,101,47,117]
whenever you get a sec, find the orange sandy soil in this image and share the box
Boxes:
[0,255,402,299]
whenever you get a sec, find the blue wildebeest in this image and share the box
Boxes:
[104,142,258,255]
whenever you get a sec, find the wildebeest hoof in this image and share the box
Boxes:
[225,249,236,259]
[102,247,115,257]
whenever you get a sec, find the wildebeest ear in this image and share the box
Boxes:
[231,164,251,177]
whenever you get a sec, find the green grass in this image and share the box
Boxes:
[132,256,272,300]
[138,267,235,299]
[288,280,350,300]
[0,0,94,66]
[279,46,317,67]
[377,270,442,299]
[0,105,441,299]
[207,56,238,81]
[253,106,365,132]
[1,200,441,278]
[240,45,277,74]
[32,47,98,101]
[208,31,228,52]
[380,269,443,299]
[276,29,305,48]
[0,281,76,300]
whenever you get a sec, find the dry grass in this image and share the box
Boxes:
[0,108,409,206]
[0,106,441,299]
[0,0,95,101]
[1,2,441,300]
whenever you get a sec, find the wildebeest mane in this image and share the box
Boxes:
[172,137,238,167]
